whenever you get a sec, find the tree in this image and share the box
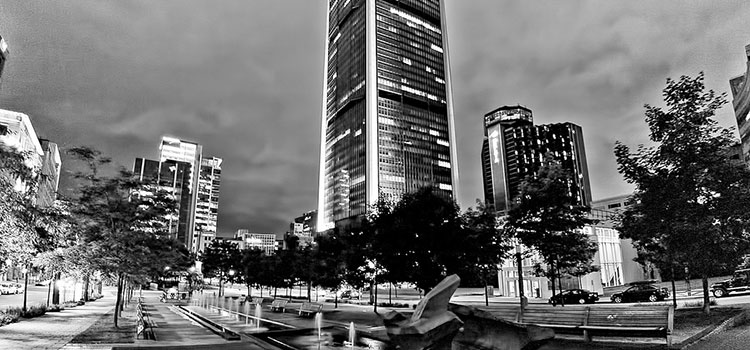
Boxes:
[0,145,42,278]
[460,201,514,304]
[62,146,189,326]
[615,72,750,315]
[200,239,241,297]
[313,231,347,307]
[238,248,265,298]
[369,187,465,293]
[507,158,597,302]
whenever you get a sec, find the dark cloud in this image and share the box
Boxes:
[1,1,749,235]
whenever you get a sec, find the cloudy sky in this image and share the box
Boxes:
[1,1,749,236]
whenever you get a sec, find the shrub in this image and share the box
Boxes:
[684,299,717,308]
[377,302,411,308]
[0,308,22,327]
[22,304,47,318]
[47,304,64,312]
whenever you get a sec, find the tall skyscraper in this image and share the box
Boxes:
[133,136,222,255]
[730,44,750,163]
[0,35,8,90]
[317,0,459,231]
[481,105,591,213]
[193,156,222,250]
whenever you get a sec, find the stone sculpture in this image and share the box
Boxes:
[384,274,553,350]
[384,274,464,349]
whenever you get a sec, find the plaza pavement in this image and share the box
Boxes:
[0,290,116,350]
[2,287,750,349]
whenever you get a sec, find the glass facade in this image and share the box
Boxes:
[134,137,222,254]
[319,0,457,231]
[195,157,222,236]
[481,106,591,212]
[594,226,624,287]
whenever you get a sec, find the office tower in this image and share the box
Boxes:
[481,105,591,213]
[133,156,194,241]
[730,44,750,163]
[36,139,61,208]
[133,136,222,254]
[0,35,8,90]
[290,210,317,246]
[193,156,222,251]
[317,0,459,231]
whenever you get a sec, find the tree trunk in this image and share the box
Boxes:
[389,283,392,305]
[307,281,311,302]
[369,280,374,305]
[273,287,277,299]
[670,266,677,310]
[47,280,52,307]
[557,265,564,307]
[702,276,710,316]
[549,261,556,305]
[52,272,61,305]
[374,277,378,314]
[335,293,338,309]
[83,274,90,302]
[114,274,123,328]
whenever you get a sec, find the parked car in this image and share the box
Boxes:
[0,282,14,295]
[711,268,750,298]
[11,283,23,294]
[611,284,669,303]
[338,290,361,299]
[35,280,51,286]
[548,289,599,305]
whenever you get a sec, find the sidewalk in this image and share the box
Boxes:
[0,291,116,350]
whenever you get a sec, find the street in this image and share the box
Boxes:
[0,285,54,310]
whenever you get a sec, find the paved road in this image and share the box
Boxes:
[0,285,52,310]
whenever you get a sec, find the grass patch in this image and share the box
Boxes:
[673,307,742,331]
[69,310,135,344]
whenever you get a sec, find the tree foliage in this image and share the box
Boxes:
[507,158,597,295]
[615,72,750,315]
[200,239,241,296]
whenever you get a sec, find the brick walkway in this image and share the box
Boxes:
[0,293,116,350]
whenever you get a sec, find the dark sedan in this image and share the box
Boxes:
[549,289,600,305]
[610,284,669,303]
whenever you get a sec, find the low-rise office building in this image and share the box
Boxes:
[497,195,650,298]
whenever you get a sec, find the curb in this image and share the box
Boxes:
[679,309,750,349]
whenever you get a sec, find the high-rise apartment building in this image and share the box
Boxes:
[133,136,222,255]
[0,35,8,90]
[481,105,591,212]
[317,0,459,231]
[730,44,750,163]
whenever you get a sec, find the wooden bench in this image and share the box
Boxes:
[270,299,288,313]
[298,302,323,317]
[463,303,673,346]
[580,306,674,346]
